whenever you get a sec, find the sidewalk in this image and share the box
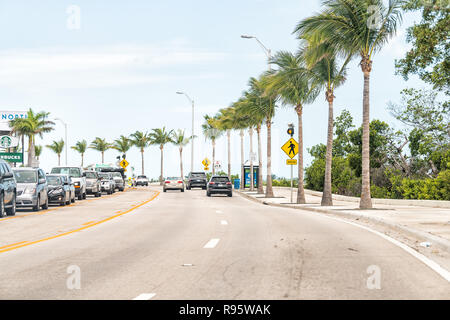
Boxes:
[236,187,450,253]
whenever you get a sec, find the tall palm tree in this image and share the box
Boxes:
[71,140,87,167]
[202,116,223,176]
[294,0,403,208]
[90,137,111,164]
[113,135,132,159]
[265,51,319,203]
[9,109,54,166]
[130,131,151,175]
[171,130,192,181]
[304,37,350,206]
[47,140,65,166]
[149,127,174,185]
[215,107,235,179]
[35,145,43,161]
[246,76,277,198]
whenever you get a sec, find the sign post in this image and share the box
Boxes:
[282,125,298,203]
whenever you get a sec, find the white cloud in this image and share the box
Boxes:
[381,30,411,58]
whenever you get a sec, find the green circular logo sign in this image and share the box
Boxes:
[0,136,12,148]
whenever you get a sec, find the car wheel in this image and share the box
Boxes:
[83,192,87,199]
[163,189,167,192]
[61,195,66,206]
[207,191,211,197]
[181,188,184,192]
[78,193,83,200]
[33,196,41,212]
[6,194,16,216]
[0,194,6,218]
[228,192,233,197]
[42,196,49,210]
[202,187,207,190]
[66,194,70,205]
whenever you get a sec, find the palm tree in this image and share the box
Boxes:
[202,116,223,176]
[90,137,111,164]
[303,37,351,206]
[35,145,42,161]
[246,76,277,198]
[9,109,54,166]
[47,140,65,166]
[149,127,174,185]
[171,130,192,181]
[113,135,132,159]
[71,140,87,167]
[264,51,319,203]
[215,107,235,179]
[130,131,151,175]
[294,0,403,208]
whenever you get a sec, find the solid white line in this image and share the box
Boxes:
[133,293,156,300]
[221,220,228,225]
[326,215,450,283]
[204,238,220,249]
[216,210,223,214]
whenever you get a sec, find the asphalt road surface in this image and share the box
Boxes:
[0,187,448,300]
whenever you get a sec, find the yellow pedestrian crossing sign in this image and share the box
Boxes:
[120,159,129,169]
[202,158,211,167]
[281,138,299,159]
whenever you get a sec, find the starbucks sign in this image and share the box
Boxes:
[0,136,19,149]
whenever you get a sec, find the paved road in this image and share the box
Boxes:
[0,187,448,299]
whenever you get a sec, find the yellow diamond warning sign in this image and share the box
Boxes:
[281,138,299,159]
[120,159,129,169]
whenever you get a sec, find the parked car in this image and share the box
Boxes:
[12,167,49,211]
[46,175,72,206]
[98,172,115,195]
[163,177,185,192]
[84,170,102,197]
[55,174,76,203]
[186,172,208,190]
[111,172,125,192]
[206,176,232,197]
[136,175,149,186]
[0,159,17,217]
[50,166,86,200]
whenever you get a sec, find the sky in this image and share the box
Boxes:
[0,0,425,179]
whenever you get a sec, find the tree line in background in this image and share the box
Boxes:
[202,0,448,205]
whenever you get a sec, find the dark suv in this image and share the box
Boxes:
[0,159,17,217]
[187,172,208,190]
[206,176,232,197]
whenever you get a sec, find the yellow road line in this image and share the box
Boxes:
[82,221,96,226]
[0,241,29,250]
[0,191,160,254]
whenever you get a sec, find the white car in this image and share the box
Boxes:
[136,175,149,186]
[50,166,87,200]
[163,177,185,192]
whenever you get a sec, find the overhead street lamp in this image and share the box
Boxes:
[55,118,68,165]
[176,91,195,173]
[240,34,272,69]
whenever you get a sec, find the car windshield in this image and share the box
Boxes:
[212,177,229,183]
[112,173,122,178]
[51,167,82,178]
[85,172,97,179]
[99,173,109,179]
[13,171,37,183]
[138,176,147,179]
[167,177,181,181]
[192,173,206,178]
[47,176,62,185]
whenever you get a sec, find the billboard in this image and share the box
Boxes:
[0,111,28,131]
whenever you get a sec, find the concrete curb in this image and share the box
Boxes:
[236,190,450,254]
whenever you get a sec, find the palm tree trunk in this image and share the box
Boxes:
[240,130,244,190]
[27,135,34,167]
[212,139,216,175]
[256,124,264,194]
[321,91,334,206]
[296,105,306,204]
[102,151,104,164]
[58,154,61,166]
[249,127,254,191]
[81,153,84,167]
[179,147,184,180]
[160,146,164,185]
[360,58,373,209]
[266,120,274,198]
[227,130,231,179]
[141,149,145,175]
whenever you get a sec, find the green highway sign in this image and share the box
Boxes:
[0,152,23,163]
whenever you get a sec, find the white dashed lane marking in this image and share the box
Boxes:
[133,293,156,300]
[204,239,220,249]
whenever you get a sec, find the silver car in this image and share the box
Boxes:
[13,167,49,211]
[163,177,185,192]
[98,172,115,195]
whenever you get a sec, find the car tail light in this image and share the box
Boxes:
[165,181,170,184]
[177,181,183,184]
[209,182,215,185]
[226,182,232,185]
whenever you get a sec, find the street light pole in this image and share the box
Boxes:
[55,118,68,165]
[176,92,195,173]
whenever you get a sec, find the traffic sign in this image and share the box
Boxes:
[281,138,299,159]
[119,159,129,169]
[202,158,211,167]
[204,167,209,171]
[286,159,297,165]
